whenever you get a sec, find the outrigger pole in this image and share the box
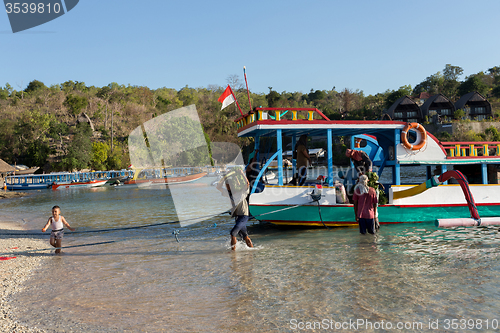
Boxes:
[243,66,252,110]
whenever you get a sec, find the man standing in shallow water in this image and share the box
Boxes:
[42,205,75,254]
[353,175,378,235]
[216,168,254,250]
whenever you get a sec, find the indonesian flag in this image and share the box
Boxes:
[218,85,235,110]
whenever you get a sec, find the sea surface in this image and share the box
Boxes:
[2,166,500,332]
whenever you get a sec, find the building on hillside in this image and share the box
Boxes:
[454,91,492,120]
[383,95,423,123]
[420,94,456,123]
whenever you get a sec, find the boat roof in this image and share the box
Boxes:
[238,119,406,139]
[236,108,500,166]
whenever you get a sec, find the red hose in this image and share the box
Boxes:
[438,170,480,220]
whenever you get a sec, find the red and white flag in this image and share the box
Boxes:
[218,85,236,110]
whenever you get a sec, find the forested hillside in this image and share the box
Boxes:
[1,64,499,172]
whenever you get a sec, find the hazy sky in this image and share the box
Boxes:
[2,0,500,96]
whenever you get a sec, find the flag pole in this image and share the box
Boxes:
[229,85,244,116]
[243,66,253,110]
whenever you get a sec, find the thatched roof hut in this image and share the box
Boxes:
[0,159,15,173]
[454,91,492,120]
[384,96,423,123]
[420,94,456,122]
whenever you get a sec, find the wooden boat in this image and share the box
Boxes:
[5,170,134,190]
[10,165,40,175]
[123,168,207,186]
[235,107,500,227]
[51,179,108,190]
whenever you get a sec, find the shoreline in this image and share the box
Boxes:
[0,220,49,332]
[0,191,31,200]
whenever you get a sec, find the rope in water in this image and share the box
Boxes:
[1,198,325,254]
[0,210,232,236]
[0,240,119,257]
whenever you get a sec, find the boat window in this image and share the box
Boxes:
[407,130,418,144]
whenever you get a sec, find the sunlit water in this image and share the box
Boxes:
[1,168,500,332]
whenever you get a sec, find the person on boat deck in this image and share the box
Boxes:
[353,175,378,235]
[42,205,75,254]
[295,135,312,186]
[216,169,254,251]
[345,148,372,176]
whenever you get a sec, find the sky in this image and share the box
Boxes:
[1,0,500,96]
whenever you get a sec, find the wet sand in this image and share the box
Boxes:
[0,221,49,332]
[0,191,30,200]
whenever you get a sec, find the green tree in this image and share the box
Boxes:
[266,87,280,107]
[4,83,13,96]
[62,123,93,170]
[413,72,444,95]
[0,87,8,100]
[485,126,500,141]
[454,108,465,120]
[90,141,109,170]
[385,85,412,109]
[492,85,500,98]
[25,140,51,167]
[24,80,47,94]
[0,119,17,162]
[177,86,199,106]
[458,73,489,97]
[107,144,126,170]
[442,64,463,99]
[61,80,87,93]
[64,94,89,117]
[14,110,54,166]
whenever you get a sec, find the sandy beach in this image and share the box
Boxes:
[0,220,49,333]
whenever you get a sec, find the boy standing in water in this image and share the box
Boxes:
[42,206,75,254]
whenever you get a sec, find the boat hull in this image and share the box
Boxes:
[124,172,207,186]
[51,180,107,190]
[6,183,49,190]
[250,203,500,226]
[249,184,500,226]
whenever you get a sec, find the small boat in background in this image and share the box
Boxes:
[123,167,207,186]
[5,170,134,191]
[10,164,40,175]
[51,179,108,190]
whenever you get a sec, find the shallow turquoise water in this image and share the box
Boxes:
[2,173,500,332]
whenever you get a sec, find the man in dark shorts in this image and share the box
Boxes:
[217,168,254,250]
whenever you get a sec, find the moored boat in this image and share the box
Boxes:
[5,170,134,190]
[235,107,500,227]
[123,167,207,186]
[51,179,108,190]
[10,164,40,175]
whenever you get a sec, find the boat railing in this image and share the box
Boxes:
[5,169,136,185]
[441,141,500,158]
[251,151,280,194]
[235,107,330,129]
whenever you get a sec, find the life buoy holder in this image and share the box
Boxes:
[401,123,427,150]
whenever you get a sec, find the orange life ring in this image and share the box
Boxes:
[354,138,362,148]
[401,123,427,150]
